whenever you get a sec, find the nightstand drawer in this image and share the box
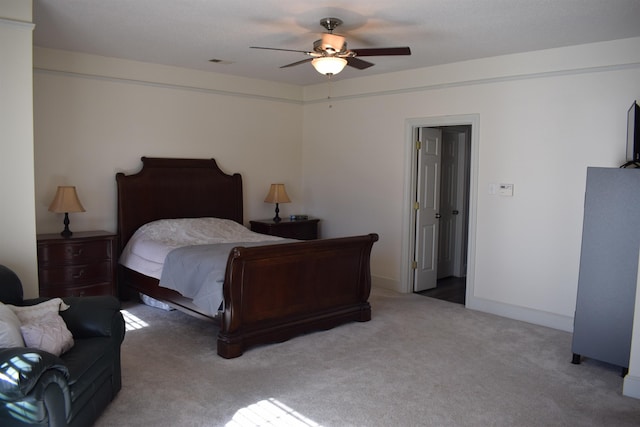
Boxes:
[38,240,113,265]
[38,261,113,286]
[37,231,117,298]
[250,218,320,240]
[39,282,114,298]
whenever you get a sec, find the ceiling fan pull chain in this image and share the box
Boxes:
[327,75,333,108]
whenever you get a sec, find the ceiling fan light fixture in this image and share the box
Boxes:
[311,57,347,76]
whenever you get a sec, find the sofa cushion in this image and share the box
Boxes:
[61,337,114,402]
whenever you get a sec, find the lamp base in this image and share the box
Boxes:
[60,212,73,238]
[273,203,281,223]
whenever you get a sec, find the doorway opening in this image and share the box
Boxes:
[401,115,479,307]
[416,276,466,304]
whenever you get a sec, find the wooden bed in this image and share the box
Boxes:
[116,157,378,358]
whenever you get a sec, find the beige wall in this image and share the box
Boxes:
[300,39,640,397]
[301,37,640,330]
[0,1,38,298]
[33,49,304,235]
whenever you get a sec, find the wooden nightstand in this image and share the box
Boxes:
[36,230,117,298]
[250,218,320,240]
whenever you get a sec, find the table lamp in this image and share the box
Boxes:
[264,184,291,223]
[48,186,86,238]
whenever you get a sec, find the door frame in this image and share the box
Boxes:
[401,114,480,305]
[443,126,471,278]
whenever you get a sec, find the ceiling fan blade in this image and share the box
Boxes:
[251,46,312,55]
[351,47,411,57]
[280,58,313,68]
[347,57,375,70]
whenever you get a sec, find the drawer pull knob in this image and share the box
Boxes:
[72,270,85,279]
[65,247,84,257]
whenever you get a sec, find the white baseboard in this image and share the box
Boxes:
[372,275,574,332]
[372,275,400,292]
[624,374,640,399]
[466,296,574,332]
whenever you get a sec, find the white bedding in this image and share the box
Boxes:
[119,217,285,279]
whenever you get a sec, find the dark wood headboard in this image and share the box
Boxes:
[115,157,243,253]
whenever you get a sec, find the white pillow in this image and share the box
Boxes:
[7,298,74,356]
[0,303,25,347]
[7,298,70,324]
[20,311,74,356]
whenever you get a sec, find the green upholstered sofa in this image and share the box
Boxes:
[0,264,125,427]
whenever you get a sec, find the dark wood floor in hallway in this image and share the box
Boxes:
[416,276,466,304]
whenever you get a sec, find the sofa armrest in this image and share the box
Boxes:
[59,296,123,339]
[0,348,68,400]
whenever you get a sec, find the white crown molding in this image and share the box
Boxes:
[0,17,34,31]
[33,67,304,105]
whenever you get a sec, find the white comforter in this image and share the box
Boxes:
[119,217,284,279]
[119,217,288,315]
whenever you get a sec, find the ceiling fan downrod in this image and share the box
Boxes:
[320,17,343,33]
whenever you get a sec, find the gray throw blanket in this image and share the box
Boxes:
[159,240,295,315]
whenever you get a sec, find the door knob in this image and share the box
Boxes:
[452,210,459,215]
[435,213,441,219]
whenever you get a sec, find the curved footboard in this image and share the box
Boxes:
[217,233,378,358]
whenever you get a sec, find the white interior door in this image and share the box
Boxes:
[438,129,459,278]
[414,127,441,292]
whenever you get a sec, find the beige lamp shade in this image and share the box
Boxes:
[48,186,85,237]
[264,184,290,222]
[48,186,86,213]
[264,184,291,204]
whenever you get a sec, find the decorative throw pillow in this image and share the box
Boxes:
[7,298,74,356]
[20,311,74,356]
[0,303,25,347]
[7,298,70,324]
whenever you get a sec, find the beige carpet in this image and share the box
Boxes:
[95,288,640,426]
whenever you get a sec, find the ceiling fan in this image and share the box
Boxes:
[251,17,411,76]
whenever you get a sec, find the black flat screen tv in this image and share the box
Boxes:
[626,101,640,163]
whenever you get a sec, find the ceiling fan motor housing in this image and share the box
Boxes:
[315,34,348,55]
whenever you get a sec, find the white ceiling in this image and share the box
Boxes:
[33,0,640,86]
